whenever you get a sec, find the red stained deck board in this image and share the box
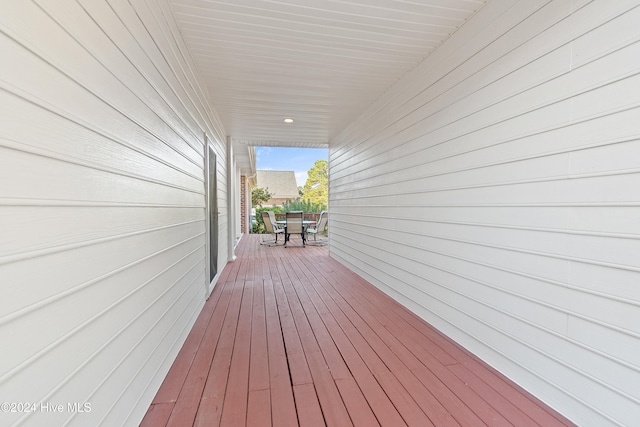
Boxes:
[284,259,408,427]
[305,270,458,427]
[448,362,540,427]
[153,280,233,427]
[334,377,380,427]
[292,383,325,427]
[278,260,352,381]
[148,281,224,407]
[273,272,353,426]
[300,258,501,426]
[247,389,271,427]
[268,277,314,386]
[459,354,574,426]
[320,256,572,426]
[324,260,459,366]
[249,280,270,392]
[322,252,573,426]
[192,279,246,427]
[141,234,576,427]
[221,255,242,283]
[339,345,408,427]
[140,402,174,427]
[219,282,254,426]
[263,279,299,427]
[325,261,516,425]
[292,262,435,427]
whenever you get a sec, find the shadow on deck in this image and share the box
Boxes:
[142,233,575,427]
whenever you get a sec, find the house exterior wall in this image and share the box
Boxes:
[266,197,297,207]
[255,170,299,207]
[241,175,247,233]
[330,1,640,426]
[0,1,230,425]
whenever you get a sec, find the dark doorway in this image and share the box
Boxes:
[208,145,218,282]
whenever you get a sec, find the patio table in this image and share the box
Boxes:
[276,220,315,247]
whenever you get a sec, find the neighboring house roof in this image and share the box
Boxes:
[256,170,299,199]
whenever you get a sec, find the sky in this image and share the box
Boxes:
[256,147,328,187]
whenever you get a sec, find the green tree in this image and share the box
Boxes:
[251,186,271,207]
[282,199,326,213]
[302,160,328,207]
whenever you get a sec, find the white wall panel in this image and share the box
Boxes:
[330,1,640,425]
[0,0,229,425]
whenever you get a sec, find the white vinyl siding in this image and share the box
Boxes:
[330,1,640,426]
[0,1,227,426]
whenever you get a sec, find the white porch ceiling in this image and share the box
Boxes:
[169,0,487,148]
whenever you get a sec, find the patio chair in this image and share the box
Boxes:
[306,211,328,245]
[284,211,306,248]
[267,211,279,229]
[261,210,284,246]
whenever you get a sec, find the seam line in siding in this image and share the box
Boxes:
[0,137,204,196]
[335,231,640,347]
[132,0,228,142]
[332,65,640,179]
[72,266,205,426]
[331,130,640,190]
[0,219,203,265]
[14,258,204,426]
[332,222,640,304]
[331,160,640,198]
[0,30,202,171]
[51,0,206,157]
[338,212,640,240]
[0,247,204,386]
[331,0,559,164]
[0,198,203,208]
[0,84,204,182]
[0,232,204,326]
[332,4,640,170]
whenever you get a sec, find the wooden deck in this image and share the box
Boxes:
[141,234,575,427]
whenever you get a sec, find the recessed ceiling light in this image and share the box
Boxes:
[283,118,294,123]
